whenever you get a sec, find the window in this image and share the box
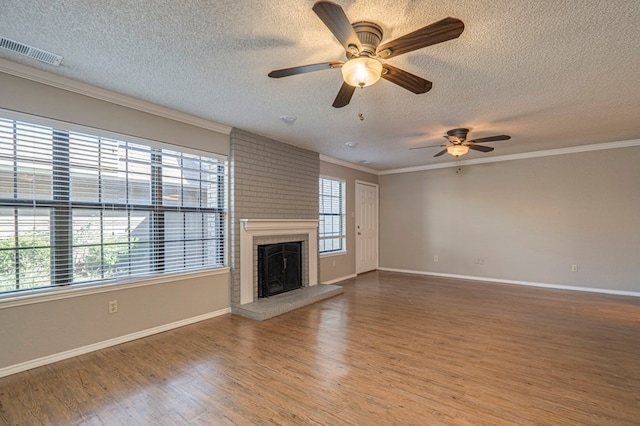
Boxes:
[319,176,346,254]
[0,116,227,295]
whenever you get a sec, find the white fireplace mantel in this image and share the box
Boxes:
[239,219,318,305]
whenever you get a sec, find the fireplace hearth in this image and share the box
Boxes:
[258,242,302,298]
[233,219,342,320]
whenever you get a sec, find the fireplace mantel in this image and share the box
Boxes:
[239,219,318,305]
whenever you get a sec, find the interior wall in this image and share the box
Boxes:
[319,161,378,283]
[0,70,232,374]
[0,71,229,155]
[0,272,229,372]
[379,146,640,292]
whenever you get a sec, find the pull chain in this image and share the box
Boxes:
[357,87,365,121]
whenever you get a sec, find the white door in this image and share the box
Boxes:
[356,181,378,274]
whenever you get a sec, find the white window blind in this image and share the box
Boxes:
[319,176,346,253]
[0,116,227,294]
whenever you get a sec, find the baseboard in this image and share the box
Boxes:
[0,307,231,379]
[323,274,357,285]
[378,267,640,298]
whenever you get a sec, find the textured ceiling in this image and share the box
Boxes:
[1,0,639,170]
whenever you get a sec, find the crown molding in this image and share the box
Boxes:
[0,58,232,135]
[319,154,379,175]
[379,139,640,175]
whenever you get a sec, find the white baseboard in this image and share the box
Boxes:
[323,273,357,285]
[0,307,231,379]
[378,267,640,298]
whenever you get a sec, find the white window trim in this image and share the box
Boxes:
[320,249,347,258]
[319,175,347,255]
[0,110,230,298]
[0,266,230,309]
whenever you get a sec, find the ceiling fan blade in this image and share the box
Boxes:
[312,1,362,53]
[376,17,464,59]
[381,64,432,94]
[466,135,511,144]
[333,82,356,108]
[468,144,495,153]
[268,62,343,78]
[408,143,445,150]
[434,148,448,157]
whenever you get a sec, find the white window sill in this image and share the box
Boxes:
[0,267,230,310]
[320,250,347,258]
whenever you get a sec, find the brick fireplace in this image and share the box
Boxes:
[229,129,342,320]
[239,219,318,305]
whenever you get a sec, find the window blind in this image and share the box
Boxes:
[319,176,346,253]
[0,116,227,294]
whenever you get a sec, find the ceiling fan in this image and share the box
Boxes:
[410,128,511,157]
[268,0,464,108]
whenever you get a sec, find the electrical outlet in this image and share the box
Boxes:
[108,300,118,314]
[479,257,485,265]
[433,255,438,262]
[571,264,578,273]
[332,260,336,267]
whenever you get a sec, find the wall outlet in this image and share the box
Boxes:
[571,264,578,272]
[332,260,336,267]
[433,255,438,262]
[474,257,485,265]
[108,300,118,314]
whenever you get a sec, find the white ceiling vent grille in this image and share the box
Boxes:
[0,37,63,66]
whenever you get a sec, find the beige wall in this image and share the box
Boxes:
[0,70,231,374]
[0,71,229,155]
[320,161,378,283]
[0,272,229,370]
[379,147,640,292]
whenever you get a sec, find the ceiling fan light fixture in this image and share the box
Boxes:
[447,145,469,157]
[341,57,383,88]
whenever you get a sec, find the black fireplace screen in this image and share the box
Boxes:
[258,242,303,298]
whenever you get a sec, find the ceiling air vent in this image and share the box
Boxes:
[0,37,63,66]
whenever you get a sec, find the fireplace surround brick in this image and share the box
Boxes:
[230,128,319,305]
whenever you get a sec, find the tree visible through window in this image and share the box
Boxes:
[319,177,346,253]
[0,116,227,294]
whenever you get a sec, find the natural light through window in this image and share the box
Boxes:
[0,116,227,295]
[319,176,345,254]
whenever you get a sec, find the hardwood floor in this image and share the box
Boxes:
[1,271,639,425]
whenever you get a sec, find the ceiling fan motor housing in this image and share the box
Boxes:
[351,21,383,57]
[447,128,470,141]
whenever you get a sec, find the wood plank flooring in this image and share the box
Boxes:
[1,271,639,425]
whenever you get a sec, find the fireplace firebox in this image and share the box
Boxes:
[258,242,303,298]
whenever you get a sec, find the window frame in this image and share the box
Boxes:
[0,111,228,300]
[319,175,347,255]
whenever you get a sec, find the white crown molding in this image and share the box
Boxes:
[0,58,232,135]
[319,154,379,175]
[4,57,637,173]
[379,139,640,175]
[0,308,230,378]
[378,267,640,297]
